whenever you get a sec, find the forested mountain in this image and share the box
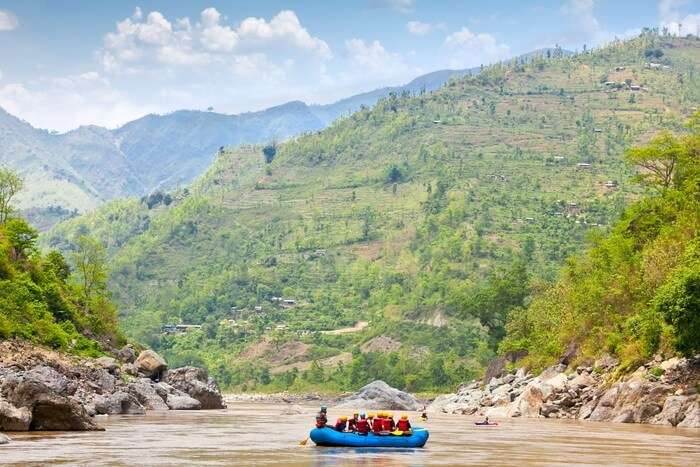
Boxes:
[45,34,700,392]
[2,63,487,229]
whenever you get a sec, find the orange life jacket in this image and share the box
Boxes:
[397,419,411,431]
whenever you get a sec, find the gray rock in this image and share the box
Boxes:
[540,403,559,417]
[594,354,619,370]
[95,357,118,373]
[677,401,700,428]
[613,410,634,423]
[654,395,694,426]
[123,363,139,376]
[89,369,116,394]
[634,402,661,422]
[94,392,146,415]
[117,345,136,363]
[134,350,167,379]
[0,433,10,444]
[166,394,201,410]
[0,400,31,431]
[127,379,169,411]
[30,393,100,431]
[163,367,225,410]
[569,373,596,390]
[337,380,421,410]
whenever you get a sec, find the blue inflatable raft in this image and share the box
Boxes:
[310,427,429,448]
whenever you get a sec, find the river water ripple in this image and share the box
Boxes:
[1,401,699,466]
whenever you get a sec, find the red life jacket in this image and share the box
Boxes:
[397,419,411,431]
[356,418,370,434]
[372,417,383,432]
[348,418,358,431]
[334,419,347,432]
[382,418,393,431]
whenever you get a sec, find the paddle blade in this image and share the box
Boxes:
[299,437,308,446]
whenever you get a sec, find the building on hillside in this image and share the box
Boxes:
[576,163,592,169]
[629,85,642,91]
[605,180,619,189]
[162,324,202,335]
[615,66,626,71]
[280,299,297,309]
[254,305,263,312]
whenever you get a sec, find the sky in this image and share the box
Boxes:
[0,0,698,132]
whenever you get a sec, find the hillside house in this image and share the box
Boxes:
[162,324,202,335]
[576,163,592,169]
[615,66,626,71]
[593,128,603,133]
[605,180,619,189]
[629,85,642,91]
[254,306,263,312]
[553,156,566,162]
[280,299,297,309]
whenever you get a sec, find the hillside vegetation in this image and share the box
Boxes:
[46,34,700,392]
[0,168,123,355]
[501,113,700,371]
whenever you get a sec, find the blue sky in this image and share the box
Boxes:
[0,0,698,131]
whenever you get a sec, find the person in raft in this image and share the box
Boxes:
[397,415,412,433]
[347,412,359,432]
[315,406,329,428]
[384,413,396,431]
[334,415,348,432]
[356,413,371,435]
[372,412,385,433]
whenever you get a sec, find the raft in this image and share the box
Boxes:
[310,427,429,448]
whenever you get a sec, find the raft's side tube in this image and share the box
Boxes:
[309,427,429,448]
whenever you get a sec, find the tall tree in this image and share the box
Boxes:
[0,168,23,224]
[71,235,107,313]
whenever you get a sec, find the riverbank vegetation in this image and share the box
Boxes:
[0,168,123,355]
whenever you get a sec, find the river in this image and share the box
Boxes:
[2,401,699,466]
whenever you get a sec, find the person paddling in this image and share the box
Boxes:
[334,415,348,432]
[356,413,370,435]
[383,413,395,431]
[397,414,412,434]
[348,412,359,432]
[371,412,384,433]
[315,406,329,428]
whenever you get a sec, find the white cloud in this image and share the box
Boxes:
[100,8,331,73]
[406,20,445,36]
[443,27,510,68]
[345,38,406,76]
[659,1,700,36]
[0,73,155,131]
[0,9,18,31]
[370,0,415,14]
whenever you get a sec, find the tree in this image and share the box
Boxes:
[653,266,700,356]
[263,140,278,164]
[0,168,23,224]
[71,235,107,313]
[625,132,684,192]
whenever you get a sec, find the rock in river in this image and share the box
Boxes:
[336,380,421,410]
[164,367,226,410]
[0,432,10,445]
[135,350,167,379]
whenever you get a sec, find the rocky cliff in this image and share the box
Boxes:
[429,355,699,428]
[0,340,225,433]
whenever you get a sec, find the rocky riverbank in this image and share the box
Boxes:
[429,355,699,428]
[0,340,225,434]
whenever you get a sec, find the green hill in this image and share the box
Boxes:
[45,34,700,392]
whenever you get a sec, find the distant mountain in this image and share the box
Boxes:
[0,48,566,228]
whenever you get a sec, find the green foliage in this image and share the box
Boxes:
[501,112,700,370]
[44,36,700,391]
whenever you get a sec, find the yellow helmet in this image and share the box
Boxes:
[388,413,394,418]
[340,415,348,421]
[401,414,408,420]
[368,413,375,418]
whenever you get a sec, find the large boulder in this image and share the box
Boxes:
[0,399,31,431]
[677,401,700,428]
[135,350,167,379]
[163,367,225,410]
[653,395,694,426]
[336,380,421,410]
[165,394,201,410]
[94,392,146,415]
[127,378,169,411]
[30,394,100,431]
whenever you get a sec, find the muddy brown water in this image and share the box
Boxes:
[1,401,699,466]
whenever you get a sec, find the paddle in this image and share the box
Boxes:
[299,437,309,446]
